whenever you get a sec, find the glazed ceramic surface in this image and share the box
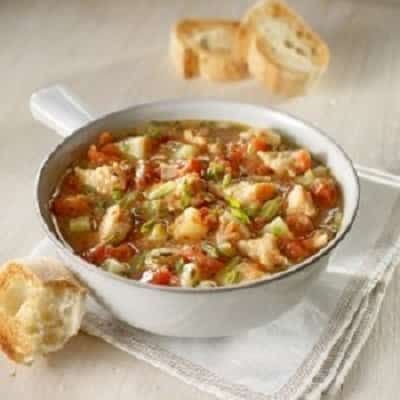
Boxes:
[31,86,359,337]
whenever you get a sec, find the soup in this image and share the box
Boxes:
[50,120,342,287]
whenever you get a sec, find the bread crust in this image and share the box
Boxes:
[170,19,248,81]
[0,257,86,364]
[236,0,330,96]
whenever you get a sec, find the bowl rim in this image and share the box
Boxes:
[35,98,360,294]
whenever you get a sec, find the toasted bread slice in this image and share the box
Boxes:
[0,257,86,364]
[236,0,330,96]
[170,19,248,81]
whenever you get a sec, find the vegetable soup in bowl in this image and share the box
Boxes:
[51,121,343,289]
[32,86,358,337]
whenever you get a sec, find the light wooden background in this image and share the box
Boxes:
[0,0,399,399]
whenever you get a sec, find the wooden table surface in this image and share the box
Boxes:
[1,0,399,399]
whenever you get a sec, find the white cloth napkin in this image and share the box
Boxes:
[31,168,400,400]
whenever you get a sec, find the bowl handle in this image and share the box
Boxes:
[30,85,95,138]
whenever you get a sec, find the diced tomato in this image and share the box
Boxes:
[199,207,218,230]
[85,243,137,265]
[105,243,136,262]
[181,246,224,279]
[100,143,121,158]
[252,216,266,231]
[114,164,135,191]
[243,157,271,176]
[180,158,203,175]
[155,134,171,145]
[52,195,91,217]
[227,144,246,171]
[293,150,312,174]
[88,144,108,165]
[85,245,107,264]
[152,267,172,285]
[311,178,338,208]
[85,243,136,265]
[135,161,160,190]
[169,274,180,286]
[252,183,276,203]
[279,238,309,262]
[60,172,82,195]
[250,136,270,152]
[98,132,114,147]
[88,143,121,166]
[286,214,314,236]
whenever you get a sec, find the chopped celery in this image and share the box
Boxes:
[147,181,175,200]
[259,196,282,221]
[225,256,242,269]
[223,269,241,285]
[295,170,315,187]
[206,161,225,181]
[120,191,138,208]
[69,216,91,233]
[201,242,219,258]
[140,219,156,234]
[130,254,146,271]
[112,189,123,202]
[245,204,260,218]
[217,242,237,257]
[93,205,106,220]
[265,217,290,237]
[312,166,329,177]
[144,124,161,138]
[227,197,241,209]
[216,257,241,285]
[181,180,193,209]
[226,196,251,224]
[332,210,343,232]
[247,142,256,155]
[148,223,168,242]
[174,258,185,274]
[222,174,232,187]
[295,165,329,187]
[230,207,250,225]
[120,142,131,154]
[83,184,97,195]
[102,258,129,275]
[139,199,166,219]
[176,144,199,160]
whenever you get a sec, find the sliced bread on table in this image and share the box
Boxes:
[235,0,330,96]
[0,257,86,364]
[170,19,248,81]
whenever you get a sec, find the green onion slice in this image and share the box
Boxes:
[111,189,123,202]
[201,242,219,258]
[147,181,175,200]
[259,196,282,221]
[69,216,91,233]
[230,207,250,225]
[140,219,156,234]
[181,180,193,209]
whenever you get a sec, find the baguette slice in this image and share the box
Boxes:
[0,257,86,364]
[236,0,330,96]
[170,19,248,81]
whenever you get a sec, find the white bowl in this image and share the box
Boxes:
[31,85,359,337]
